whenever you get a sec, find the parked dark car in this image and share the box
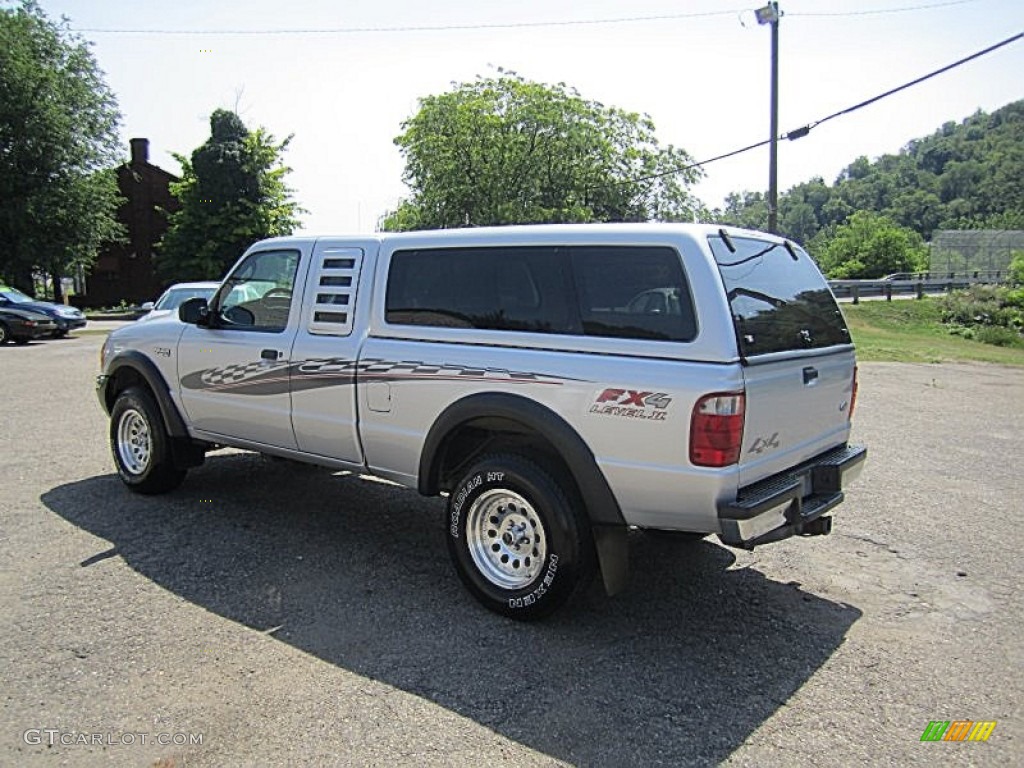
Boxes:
[0,288,87,337]
[0,306,58,344]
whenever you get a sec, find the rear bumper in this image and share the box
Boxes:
[13,324,52,341]
[52,316,86,332]
[718,443,867,549]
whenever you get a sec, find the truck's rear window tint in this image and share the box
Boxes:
[570,246,696,342]
[708,235,850,357]
[386,246,697,342]
[386,247,578,334]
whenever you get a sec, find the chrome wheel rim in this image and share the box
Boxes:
[466,489,547,589]
[117,408,151,475]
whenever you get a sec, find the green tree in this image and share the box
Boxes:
[716,191,768,232]
[158,109,303,281]
[0,1,123,300]
[380,71,703,230]
[1009,251,1024,286]
[814,211,928,279]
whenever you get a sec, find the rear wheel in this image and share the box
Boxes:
[109,386,186,494]
[0,323,9,344]
[447,454,595,620]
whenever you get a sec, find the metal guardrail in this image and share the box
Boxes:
[828,272,1007,303]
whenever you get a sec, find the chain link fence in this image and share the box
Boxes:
[930,230,1024,278]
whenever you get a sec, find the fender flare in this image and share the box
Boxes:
[419,392,630,595]
[103,351,190,439]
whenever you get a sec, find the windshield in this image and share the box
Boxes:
[708,235,851,357]
[0,288,33,303]
[154,287,216,311]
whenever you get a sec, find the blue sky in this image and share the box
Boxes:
[31,0,1024,234]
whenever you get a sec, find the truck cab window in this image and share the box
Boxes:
[213,249,300,331]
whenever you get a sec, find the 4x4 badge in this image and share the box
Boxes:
[749,432,780,454]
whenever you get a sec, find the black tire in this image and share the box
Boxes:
[53,329,68,338]
[109,386,186,494]
[0,322,8,344]
[447,453,595,620]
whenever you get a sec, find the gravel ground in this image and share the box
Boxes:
[1,331,1020,767]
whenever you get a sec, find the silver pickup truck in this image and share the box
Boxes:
[97,223,866,619]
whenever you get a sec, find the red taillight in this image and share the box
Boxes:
[849,365,859,421]
[690,392,746,467]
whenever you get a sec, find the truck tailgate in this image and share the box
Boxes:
[738,349,856,487]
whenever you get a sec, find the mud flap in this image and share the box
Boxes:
[592,524,630,596]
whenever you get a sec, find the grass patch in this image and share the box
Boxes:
[842,298,1024,365]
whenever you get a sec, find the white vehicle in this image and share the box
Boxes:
[137,282,220,322]
[97,224,866,619]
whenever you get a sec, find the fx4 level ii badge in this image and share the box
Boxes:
[590,388,672,421]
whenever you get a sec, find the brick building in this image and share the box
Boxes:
[83,138,179,307]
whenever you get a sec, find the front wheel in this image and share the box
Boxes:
[109,386,186,494]
[447,454,595,620]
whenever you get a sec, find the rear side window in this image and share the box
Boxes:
[386,247,577,334]
[708,235,850,357]
[386,244,696,343]
[570,246,696,342]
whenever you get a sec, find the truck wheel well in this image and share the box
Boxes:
[433,417,576,497]
[105,367,148,410]
[426,410,631,597]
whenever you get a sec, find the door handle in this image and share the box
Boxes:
[803,366,819,385]
[261,348,281,361]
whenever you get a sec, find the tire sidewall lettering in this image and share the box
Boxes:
[449,464,564,611]
[508,553,559,610]
[446,454,590,619]
[450,473,483,538]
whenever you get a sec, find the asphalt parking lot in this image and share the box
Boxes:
[1,329,1021,767]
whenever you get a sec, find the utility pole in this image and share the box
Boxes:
[757,2,780,234]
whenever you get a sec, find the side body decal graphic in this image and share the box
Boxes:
[180,358,580,396]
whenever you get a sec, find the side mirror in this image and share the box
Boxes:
[179,297,210,326]
[140,301,155,312]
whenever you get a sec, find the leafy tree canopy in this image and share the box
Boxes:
[812,211,928,279]
[0,0,123,299]
[158,109,304,281]
[380,71,704,231]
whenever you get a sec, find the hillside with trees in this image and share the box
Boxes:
[715,99,1024,275]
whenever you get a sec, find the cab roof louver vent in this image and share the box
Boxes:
[308,247,363,336]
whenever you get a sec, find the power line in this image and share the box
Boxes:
[790,0,981,17]
[796,30,1022,134]
[599,30,1023,190]
[73,9,741,36]
[71,0,986,36]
